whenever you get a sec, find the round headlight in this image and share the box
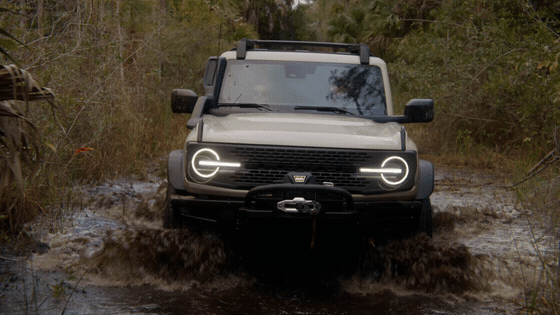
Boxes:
[380,156,409,186]
[191,148,221,179]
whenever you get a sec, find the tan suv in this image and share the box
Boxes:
[166,39,434,242]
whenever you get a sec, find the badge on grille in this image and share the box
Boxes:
[293,175,307,183]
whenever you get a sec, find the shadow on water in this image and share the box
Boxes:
[227,224,364,288]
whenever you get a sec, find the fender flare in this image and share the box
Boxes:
[416,159,434,199]
[168,150,185,191]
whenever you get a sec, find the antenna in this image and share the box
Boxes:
[217,21,222,56]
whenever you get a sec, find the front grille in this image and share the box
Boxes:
[186,143,417,195]
[228,148,373,192]
[230,147,371,166]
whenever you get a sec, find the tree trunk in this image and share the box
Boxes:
[116,0,125,92]
[37,0,44,33]
[158,0,167,81]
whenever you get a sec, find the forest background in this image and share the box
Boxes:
[0,0,559,235]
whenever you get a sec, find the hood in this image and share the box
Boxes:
[192,113,413,151]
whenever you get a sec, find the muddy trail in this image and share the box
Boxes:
[0,167,554,314]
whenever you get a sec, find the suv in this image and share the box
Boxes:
[166,39,434,242]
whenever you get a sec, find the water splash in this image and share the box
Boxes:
[83,227,227,284]
[357,234,492,294]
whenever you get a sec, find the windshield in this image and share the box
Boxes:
[218,60,387,116]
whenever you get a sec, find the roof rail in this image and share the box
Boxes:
[235,38,371,65]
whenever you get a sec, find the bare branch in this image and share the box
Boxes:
[471,49,527,83]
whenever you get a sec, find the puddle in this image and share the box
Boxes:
[0,167,552,314]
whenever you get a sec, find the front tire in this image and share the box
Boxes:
[417,198,433,237]
[163,183,183,229]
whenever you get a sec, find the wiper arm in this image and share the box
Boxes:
[294,106,355,115]
[218,103,272,111]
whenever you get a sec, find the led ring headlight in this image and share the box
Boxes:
[191,148,221,178]
[380,156,409,186]
[359,156,409,186]
[190,148,241,181]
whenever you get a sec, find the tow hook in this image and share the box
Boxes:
[277,197,320,249]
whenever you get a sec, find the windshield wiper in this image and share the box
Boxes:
[217,103,272,111]
[294,106,355,115]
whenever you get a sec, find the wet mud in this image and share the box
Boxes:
[0,167,551,314]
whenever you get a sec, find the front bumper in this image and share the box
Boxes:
[170,184,422,230]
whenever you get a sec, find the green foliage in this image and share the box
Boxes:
[313,0,440,57]
[290,4,318,41]
[327,4,366,43]
[230,0,313,40]
[383,0,560,158]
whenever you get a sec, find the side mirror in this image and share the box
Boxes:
[404,99,434,123]
[171,89,198,113]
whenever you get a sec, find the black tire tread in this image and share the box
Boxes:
[163,184,182,229]
[418,198,433,237]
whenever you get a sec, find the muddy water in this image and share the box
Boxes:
[0,167,551,314]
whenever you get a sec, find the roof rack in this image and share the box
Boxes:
[235,38,371,65]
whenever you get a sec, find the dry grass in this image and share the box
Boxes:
[0,1,221,237]
[511,155,560,313]
[0,65,54,234]
[408,122,518,173]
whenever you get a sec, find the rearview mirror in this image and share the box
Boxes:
[171,89,198,113]
[404,99,434,123]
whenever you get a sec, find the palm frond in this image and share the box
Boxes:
[0,64,55,102]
